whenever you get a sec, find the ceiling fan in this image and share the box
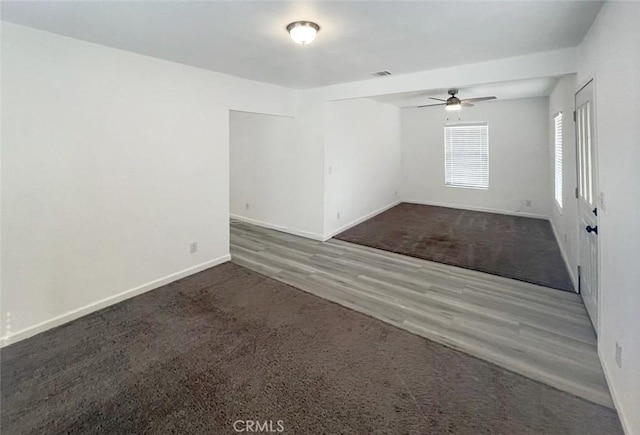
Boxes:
[417,89,496,111]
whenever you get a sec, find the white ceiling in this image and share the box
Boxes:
[1,1,602,89]
[371,76,562,107]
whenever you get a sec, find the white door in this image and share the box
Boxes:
[575,80,599,331]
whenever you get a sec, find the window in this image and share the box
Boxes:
[444,123,489,189]
[554,112,563,209]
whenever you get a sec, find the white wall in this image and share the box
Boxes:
[576,3,640,433]
[323,98,401,237]
[548,75,579,286]
[401,98,550,217]
[293,89,328,237]
[0,23,294,344]
[229,110,323,239]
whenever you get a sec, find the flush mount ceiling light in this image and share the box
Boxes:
[286,21,320,45]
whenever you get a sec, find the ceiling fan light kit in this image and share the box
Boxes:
[445,96,462,111]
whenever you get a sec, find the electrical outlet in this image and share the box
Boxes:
[337,212,340,220]
[599,191,606,212]
[245,203,250,210]
[615,342,622,368]
[189,241,198,254]
[328,166,333,174]
[525,200,532,207]
[395,189,398,197]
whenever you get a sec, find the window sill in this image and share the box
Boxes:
[445,184,489,191]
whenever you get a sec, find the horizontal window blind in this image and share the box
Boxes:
[554,113,563,208]
[444,123,489,189]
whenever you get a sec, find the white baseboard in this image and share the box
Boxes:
[230,214,325,241]
[322,200,401,240]
[599,348,632,435]
[549,219,578,291]
[0,255,231,348]
[403,199,549,220]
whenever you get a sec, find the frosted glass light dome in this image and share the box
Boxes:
[287,21,320,45]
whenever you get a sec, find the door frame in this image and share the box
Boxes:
[574,78,601,334]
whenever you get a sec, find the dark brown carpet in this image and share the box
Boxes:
[1,263,618,434]
[335,203,574,292]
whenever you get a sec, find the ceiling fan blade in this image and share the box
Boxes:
[428,97,447,102]
[461,96,497,103]
[461,102,475,107]
[417,103,446,108]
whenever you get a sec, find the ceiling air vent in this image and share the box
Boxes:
[371,70,392,77]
